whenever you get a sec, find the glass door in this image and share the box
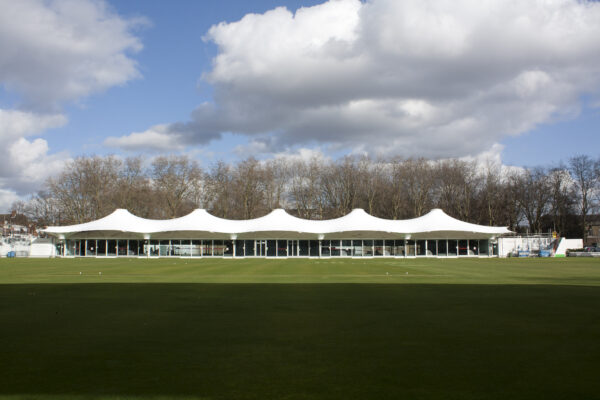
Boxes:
[288,240,298,257]
[256,240,266,257]
[267,240,277,257]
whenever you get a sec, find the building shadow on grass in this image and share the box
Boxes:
[1,283,600,400]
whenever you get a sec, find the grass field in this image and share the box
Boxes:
[1,258,600,399]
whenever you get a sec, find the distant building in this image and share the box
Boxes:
[586,215,600,247]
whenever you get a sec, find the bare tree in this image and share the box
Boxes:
[114,157,154,217]
[547,165,575,236]
[401,158,435,218]
[205,161,235,218]
[28,152,594,236]
[434,159,480,221]
[479,161,505,226]
[322,157,358,218]
[23,191,60,227]
[46,156,122,223]
[288,157,326,219]
[569,155,600,241]
[356,156,386,215]
[262,159,288,212]
[512,167,552,233]
[233,158,264,219]
[387,157,409,219]
[151,155,203,218]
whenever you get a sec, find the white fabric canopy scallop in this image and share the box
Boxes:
[42,208,511,239]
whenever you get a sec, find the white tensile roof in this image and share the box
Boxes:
[42,208,511,240]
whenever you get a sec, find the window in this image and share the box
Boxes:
[213,240,225,256]
[128,240,138,256]
[309,240,319,256]
[363,240,374,256]
[394,240,405,256]
[448,240,458,256]
[235,240,245,257]
[191,240,201,256]
[96,240,106,256]
[159,240,170,257]
[202,240,212,256]
[86,240,96,256]
[468,240,478,256]
[277,240,287,257]
[437,240,447,256]
[330,240,340,256]
[458,240,468,256]
[321,240,331,257]
[374,240,384,256]
[416,240,426,256]
[244,240,255,256]
[179,240,191,256]
[118,240,128,256]
[341,240,352,256]
[427,240,437,256]
[478,240,489,256]
[266,240,276,257]
[384,240,393,256]
[353,240,363,256]
[405,240,415,256]
[224,240,234,257]
[299,240,309,256]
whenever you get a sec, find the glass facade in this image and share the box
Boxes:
[58,238,498,258]
[213,240,225,257]
[416,240,426,256]
[438,240,447,256]
[406,240,415,257]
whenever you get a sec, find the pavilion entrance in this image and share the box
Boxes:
[256,240,267,257]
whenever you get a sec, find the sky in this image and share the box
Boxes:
[1,0,600,212]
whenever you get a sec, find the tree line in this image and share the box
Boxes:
[12,154,600,240]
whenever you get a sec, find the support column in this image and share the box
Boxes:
[318,234,324,258]
[231,235,237,258]
[144,234,150,258]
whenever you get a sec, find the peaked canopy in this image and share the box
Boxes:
[43,208,511,240]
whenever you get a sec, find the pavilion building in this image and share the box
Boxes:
[42,208,511,258]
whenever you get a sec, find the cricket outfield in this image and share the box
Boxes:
[1,258,599,399]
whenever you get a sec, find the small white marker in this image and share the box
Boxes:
[80,272,82,275]
[99,272,102,276]
[406,272,408,275]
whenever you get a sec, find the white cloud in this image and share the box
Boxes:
[272,147,330,164]
[0,109,67,141]
[0,112,72,210]
[110,0,600,160]
[233,138,273,158]
[7,137,69,186]
[0,189,20,212]
[461,143,505,167]
[0,0,145,111]
[0,110,69,192]
[0,0,144,211]
[104,125,185,152]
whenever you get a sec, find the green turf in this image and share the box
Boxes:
[1,258,600,400]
